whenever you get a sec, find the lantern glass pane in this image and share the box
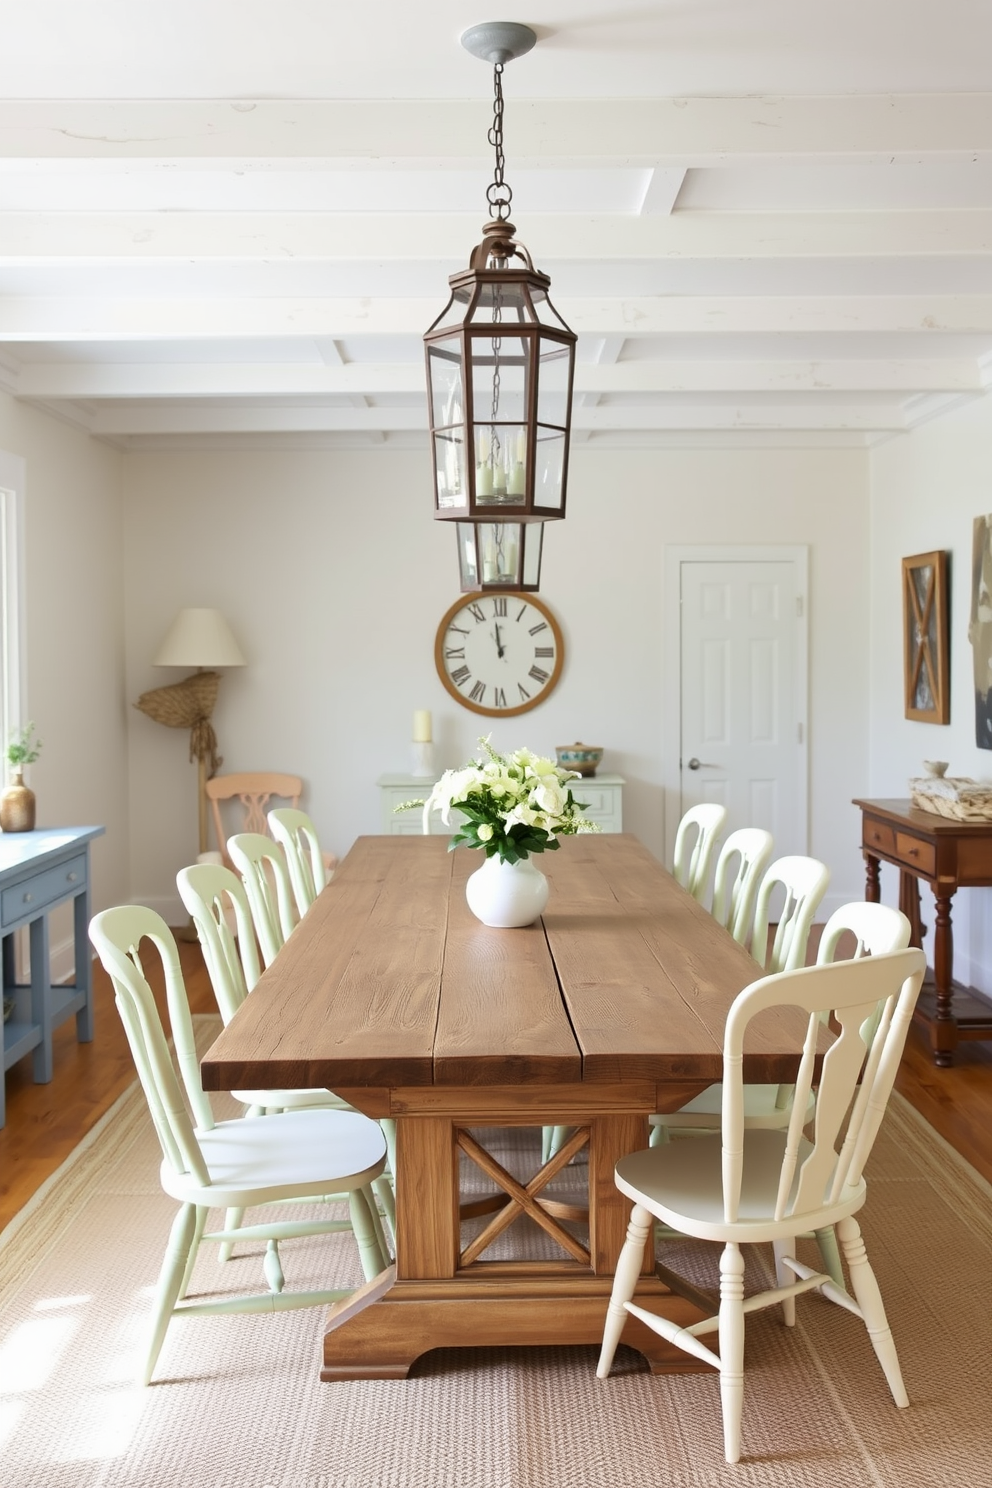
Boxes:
[471,333,529,505]
[428,340,464,431]
[522,523,543,588]
[536,338,571,428]
[535,428,566,511]
[457,523,479,589]
[434,429,467,510]
[469,281,532,325]
[529,285,572,330]
[430,285,473,335]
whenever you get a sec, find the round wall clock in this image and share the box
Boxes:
[434,592,565,717]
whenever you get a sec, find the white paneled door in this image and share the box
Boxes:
[677,554,808,857]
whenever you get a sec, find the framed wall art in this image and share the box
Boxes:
[903,550,949,725]
[970,515,992,747]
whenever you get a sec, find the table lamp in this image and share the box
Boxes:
[134,607,247,856]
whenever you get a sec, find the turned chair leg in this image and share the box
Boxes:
[837,1214,909,1408]
[718,1242,746,1465]
[597,1202,653,1378]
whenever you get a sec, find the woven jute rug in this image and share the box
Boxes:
[1,1018,990,1488]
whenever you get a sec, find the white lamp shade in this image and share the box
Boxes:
[153,608,246,668]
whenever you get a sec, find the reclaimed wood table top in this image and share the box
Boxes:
[200,832,811,1099]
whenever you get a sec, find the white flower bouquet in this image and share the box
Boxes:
[400,737,601,864]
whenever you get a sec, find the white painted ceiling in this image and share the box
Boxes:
[2,1,992,448]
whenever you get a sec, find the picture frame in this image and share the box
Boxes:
[902,550,949,724]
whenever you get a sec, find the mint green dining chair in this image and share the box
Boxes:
[88,903,389,1384]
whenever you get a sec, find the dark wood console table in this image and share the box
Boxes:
[854,798,992,1066]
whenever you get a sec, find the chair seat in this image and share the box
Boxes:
[616,1128,866,1245]
[650,1080,816,1130]
[160,1107,387,1209]
[233,1086,354,1112]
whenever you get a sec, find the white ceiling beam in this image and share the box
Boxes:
[1,96,990,164]
[4,294,992,341]
[2,210,991,263]
[14,359,981,400]
[638,168,687,215]
[83,400,909,437]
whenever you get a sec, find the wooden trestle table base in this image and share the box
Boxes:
[200,834,814,1380]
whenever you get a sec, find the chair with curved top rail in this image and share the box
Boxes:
[176,861,396,1247]
[227,831,298,967]
[268,807,328,917]
[673,803,728,906]
[710,827,775,947]
[598,944,927,1464]
[88,903,389,1384]
[206,771,338,879]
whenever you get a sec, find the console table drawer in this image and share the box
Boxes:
[894,833,936,876]
[1,854,86,927]
[864,819,896,855]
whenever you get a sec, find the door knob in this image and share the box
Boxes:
[687,757,719,770]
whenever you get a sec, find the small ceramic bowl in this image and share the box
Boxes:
[556,743,604,778]
[923,760,949,778]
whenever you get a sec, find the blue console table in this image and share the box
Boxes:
[0,826,105,1127]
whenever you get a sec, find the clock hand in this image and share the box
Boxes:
[494,622,506,659]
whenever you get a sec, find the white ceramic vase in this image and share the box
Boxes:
[465,853,549,928]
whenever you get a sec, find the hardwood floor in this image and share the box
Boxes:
[2,942,991,1234]
[0,940,217,1234]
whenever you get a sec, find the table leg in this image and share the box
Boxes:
[931,891,957,1068]
[864,851,880,903]
[898,870,925,947]
[320,1099,709,1381]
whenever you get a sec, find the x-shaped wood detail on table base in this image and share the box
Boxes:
[456,1125,591,1267]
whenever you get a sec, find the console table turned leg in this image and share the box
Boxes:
[932,892,957,1068]
[864,853,880,903]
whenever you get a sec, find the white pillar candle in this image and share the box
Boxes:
[413,710,432,743]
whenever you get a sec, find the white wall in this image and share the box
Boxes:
[124,442,869,922]
[870,392,992,992]
[0,394,127,920]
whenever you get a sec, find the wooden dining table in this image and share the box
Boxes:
[200,832,814,1381]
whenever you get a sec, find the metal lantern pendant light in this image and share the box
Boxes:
[424,22,576,593]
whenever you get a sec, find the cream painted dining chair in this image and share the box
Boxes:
[598,944,927,1464]
[750,854,832,976]
[649,900,911,1285]
[88,904,389,1385]
[650,853,831,1148]
[268,807,329,917]
[652,899,910,1132]
[227,830,298,966]
[673,803,728,905]
[710,827,775,946]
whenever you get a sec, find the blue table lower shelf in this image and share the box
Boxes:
[0,825,104,1127]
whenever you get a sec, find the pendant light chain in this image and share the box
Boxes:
[486,63,507,477]
[486,63,512,222]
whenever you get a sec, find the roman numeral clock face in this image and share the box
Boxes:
[434,593,565,717]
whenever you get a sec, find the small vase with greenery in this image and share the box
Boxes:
[7,721,42,774]
[1,721,41,832]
